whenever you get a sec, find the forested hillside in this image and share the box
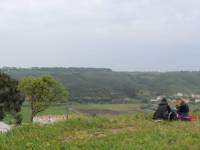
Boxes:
[1,67,200,103]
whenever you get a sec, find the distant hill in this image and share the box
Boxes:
[1,67,200,103]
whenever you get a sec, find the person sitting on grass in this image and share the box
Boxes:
[175,98,190,121]
[153,98,171,120]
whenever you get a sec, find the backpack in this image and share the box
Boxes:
[168,111,179,121]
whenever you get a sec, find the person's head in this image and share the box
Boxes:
[176,98,185,106]
[160,98,168,104]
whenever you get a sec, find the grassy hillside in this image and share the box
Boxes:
[2,67,200,103]
[0,113,200,150]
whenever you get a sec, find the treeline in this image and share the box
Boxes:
[2,67,200,103]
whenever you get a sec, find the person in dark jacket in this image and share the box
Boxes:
[176,98,190,120]
[153,98,171,120]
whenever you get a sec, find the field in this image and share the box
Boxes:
[0,112,200,150]
[1,103,200,150]
[19,103,143,123]
[19,103,200,123]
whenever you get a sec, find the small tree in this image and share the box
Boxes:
[0,73,24,121]
[19,76,68,122]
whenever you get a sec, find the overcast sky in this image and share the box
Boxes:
[0,0,200,71]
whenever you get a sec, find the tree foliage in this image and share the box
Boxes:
[19,76,68,122]
[0,72,24,121]
[3,67,200,103]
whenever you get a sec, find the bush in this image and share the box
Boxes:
[14,113,23,125]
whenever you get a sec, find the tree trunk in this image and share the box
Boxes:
[30,100,36,122]
[31,112,35,122]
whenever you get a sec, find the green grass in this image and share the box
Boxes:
[0,113,200,150]
[16,103,200,124]
[19,103,142,123]
[3,103,199,149]
[71,103,141,112]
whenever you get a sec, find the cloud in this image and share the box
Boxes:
[0,0,200,71]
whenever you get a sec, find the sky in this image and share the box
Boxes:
[0,0,200,71]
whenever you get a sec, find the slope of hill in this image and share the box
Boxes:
[1,67,200,103]
[0,113,200,150]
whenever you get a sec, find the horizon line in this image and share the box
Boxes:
[1,66,200,73]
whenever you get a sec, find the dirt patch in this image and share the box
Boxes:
[77,109,122,116]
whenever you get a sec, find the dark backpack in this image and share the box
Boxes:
[168,111,179,121]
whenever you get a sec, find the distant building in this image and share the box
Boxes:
[195,99,200,103]
[191,94,200,103]
[191,94,200,99]
[176,93,184,97]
